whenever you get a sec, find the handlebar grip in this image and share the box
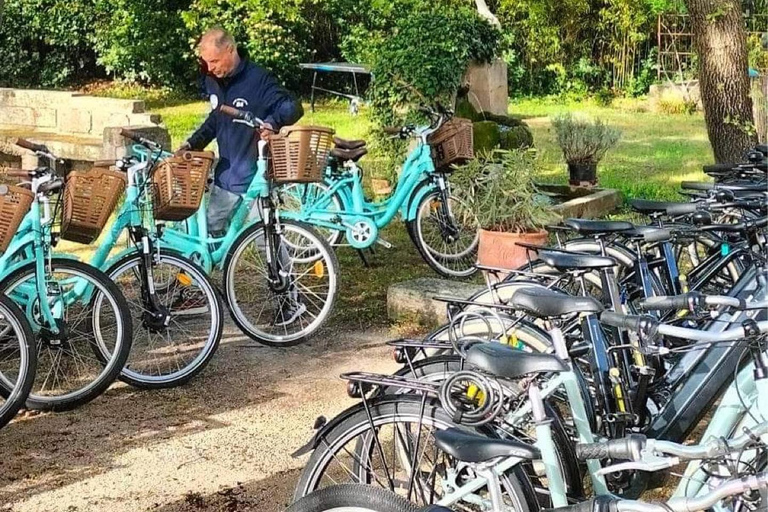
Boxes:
[93,160,116,167]
[382,126,402,135]
[15,138,47,153]
[665,203,698,216]
[219,104,247,119]
[575,435,647,461]
[600,312,643,331]
[1,169,32,178]
[120,129,143,143]
[38,178,64,194]
[637,292,702,312]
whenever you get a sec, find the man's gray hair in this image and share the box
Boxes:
[200,27,236,51]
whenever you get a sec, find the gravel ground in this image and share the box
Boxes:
[0,324,398,512]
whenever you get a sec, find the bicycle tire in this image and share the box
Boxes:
[407,187,478,279]
[286,484,419,512]
[104,249,224,389]
[293,395,538,511]
[223,219,339,346]
[0,295,36,428]
[1,258,133,411]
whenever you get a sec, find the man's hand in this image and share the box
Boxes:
[259,123,275,141]
[174,141,192,155]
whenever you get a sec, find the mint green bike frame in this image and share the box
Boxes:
[280,130,439,249]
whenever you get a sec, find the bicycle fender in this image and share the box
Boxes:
[402,181,437,221]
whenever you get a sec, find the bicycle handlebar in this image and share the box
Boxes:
[549,472,768,512]
[217,105,270,130]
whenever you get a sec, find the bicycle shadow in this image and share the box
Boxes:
[0,325,391,508]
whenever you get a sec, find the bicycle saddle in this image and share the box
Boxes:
[511,287,603,318]
[333,136,366,150]
[434,427,541,463]
[466,342,567,380]
[563,219,634,235]
[330,147,368,163]
[537,250,616,271]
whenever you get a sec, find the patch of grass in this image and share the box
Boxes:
[511,97,711,200]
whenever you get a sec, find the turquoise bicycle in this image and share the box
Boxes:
[280,106,479,278]
[0,139,133,411]
[127,114,339,347]
[58,132,224,389]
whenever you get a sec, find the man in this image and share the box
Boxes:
[181,27,303,234]
[180,27,306,325]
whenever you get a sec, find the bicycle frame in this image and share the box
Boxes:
[1,182,68,333]
[280,131,439,249]
[155,140,271,273]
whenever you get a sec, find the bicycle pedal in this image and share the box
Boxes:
[376,238,393,249]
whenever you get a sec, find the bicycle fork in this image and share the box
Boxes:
[131,226,171,331]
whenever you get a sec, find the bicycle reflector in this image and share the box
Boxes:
[176,273,193,286]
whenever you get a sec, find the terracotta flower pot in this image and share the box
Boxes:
[477,229,549,270]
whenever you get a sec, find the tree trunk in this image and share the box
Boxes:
[684,0,757,163]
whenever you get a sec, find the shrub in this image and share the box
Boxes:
[452,149,558,232]
[93,0,194,87]
[362,6,502,127]
[551,113,621,164]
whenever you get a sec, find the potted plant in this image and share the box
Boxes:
[452,149,559,271]
[551,113,621,187]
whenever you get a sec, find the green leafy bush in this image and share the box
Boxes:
[362,6,502,127]
[93,0,193,87]
[0,0,98,87]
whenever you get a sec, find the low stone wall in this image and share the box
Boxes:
[387,277,485,327]
[0,88,170,166]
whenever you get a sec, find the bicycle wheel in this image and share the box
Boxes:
[223,219,339,346]
[294,395,537,511]
[104,250,223,389]
[1,259,133,411]
[287,484,419,512]
[0,295,36,428]
[281,182,345,248]
[408,188,479,278]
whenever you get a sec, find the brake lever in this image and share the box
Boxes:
[596,453,678,476]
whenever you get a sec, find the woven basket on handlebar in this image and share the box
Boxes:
[427,117,474,171]
[152,151,214,221]
[61,167,127,244]
[269,125,335,183]
[0,185,34,252]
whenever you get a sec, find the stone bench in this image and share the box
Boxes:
[0,88,171,171]
[387,277,485,327]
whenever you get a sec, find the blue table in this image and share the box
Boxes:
[299,62,371,115]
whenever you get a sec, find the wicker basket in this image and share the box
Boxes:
[152,151,214,221]
[61,167,127,244]
[0,185,34,252]
[269,125,335,183]
[428,117,474,171]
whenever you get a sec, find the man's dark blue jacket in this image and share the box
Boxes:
[187,58,303,193]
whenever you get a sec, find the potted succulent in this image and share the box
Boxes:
[452,149,559,271]
[551,113,621,187]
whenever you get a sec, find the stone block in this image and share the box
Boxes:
[57,109,93,134]
[0,106,56,128]
[69,94,146,114]
[387,277,484,327]
[102,125,172,161]
[462,59,509,117]
[0,88,74,108]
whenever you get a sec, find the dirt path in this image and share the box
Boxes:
[0,324,399,512]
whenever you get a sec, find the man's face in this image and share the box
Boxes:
[200,43,237,78]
